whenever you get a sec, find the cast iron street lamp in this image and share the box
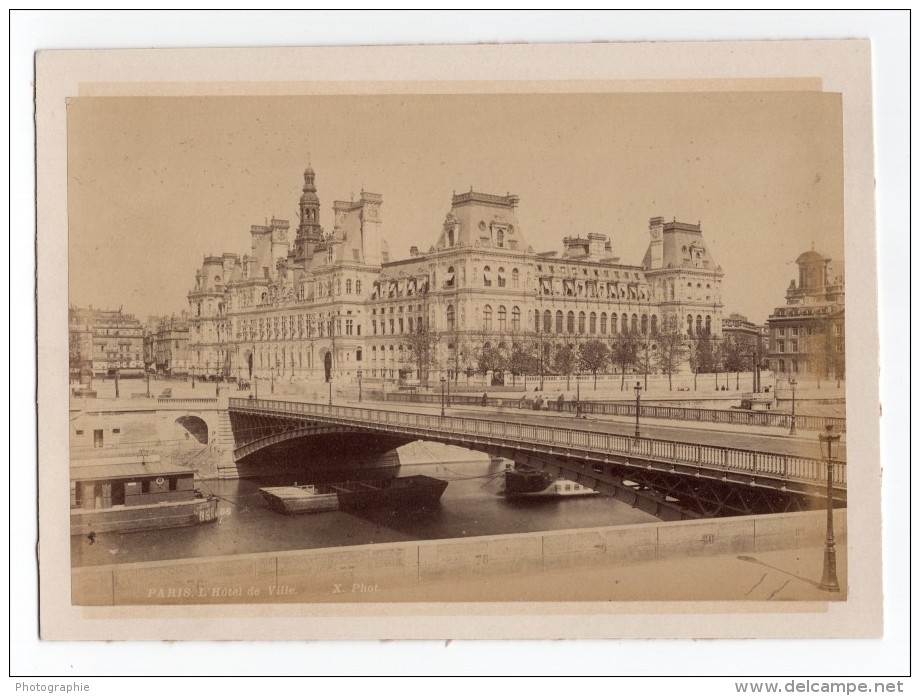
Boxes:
[328,377,332,406]
[270,366,275,394]
[440,376,446,418]
[818,424,841,592]
[788,378,798,435]
[751,350,757,392]
[254,376,258,399]
[634,381,642,438]
[357,370,363,403]
[146,370,151,399]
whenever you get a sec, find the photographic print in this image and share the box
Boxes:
[36,40,881,640]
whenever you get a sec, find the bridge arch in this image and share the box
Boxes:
[174,415,209,444]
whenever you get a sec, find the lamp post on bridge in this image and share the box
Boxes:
[788,378,798,435]
[254,376,259,400]
[818,425,841,592]
[357,370,362,403]
[440,376,446,418]
[328,377,332,406]
[633,381,642,438]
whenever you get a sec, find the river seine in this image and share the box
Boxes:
[71,451,658,568]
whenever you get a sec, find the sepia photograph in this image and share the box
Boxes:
[30,32,892,652]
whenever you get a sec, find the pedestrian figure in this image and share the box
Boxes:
[557,394,565,412]
[481,392,488,407]
[87,531,96,545]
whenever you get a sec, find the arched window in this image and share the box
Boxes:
[336,278,341,295]
[578,312,586,334]
[705,315,712,336]
[446,266,455,288]
[511,306,521,332]
[621,313,629,334]
[408,317,414,333]
[483,305,493,331]
[590,312,597,334]
[567,311,576,334]
[446,305,455,331]
[511,268,520,289]
[555,310,564,334]
[355,280,362,295]
[497,267,506,288]
[696,315,703,335]
[544,310,552,333]
[346,279,352,294]
[447,228,454,246]
[483,266,492,287]
[651,315,658,335]
[600,312,607,334]
[641,314,649,335]
[687,314,694,335]
[496,229,504,248]
[497,306,507,332]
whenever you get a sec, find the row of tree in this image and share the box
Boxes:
[401,319,772,391]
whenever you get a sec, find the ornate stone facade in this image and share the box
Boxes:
[187,167,725,384]
[766,248,845,379]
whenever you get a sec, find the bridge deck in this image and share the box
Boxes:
[229,399,846,499]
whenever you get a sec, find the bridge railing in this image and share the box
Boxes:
[384,392,845,432]
[229,398,846,487]
[157,397,219,406]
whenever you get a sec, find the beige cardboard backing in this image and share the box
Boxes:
[35,40,880,641]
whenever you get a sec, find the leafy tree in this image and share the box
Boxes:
[611,332,639,390]
[477,342,507,377]
[721,333,752,390]
[578,339,610,389]
[553,343,578,390]
[655,318,687,391]
[508,341,540,387]
[635,337,656,391]
[689,334,715,390]
[402,321,438,387]
[805,314,845,388]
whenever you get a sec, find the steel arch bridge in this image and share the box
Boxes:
[228,398,846,521]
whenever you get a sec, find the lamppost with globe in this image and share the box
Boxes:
[818,425,842,592]
[440,376,446,418]
[788,377,798,435]
[633,381,642,438]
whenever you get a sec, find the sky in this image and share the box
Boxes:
[68,90,843,325]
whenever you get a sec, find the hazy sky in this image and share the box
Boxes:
[68,91,843,324]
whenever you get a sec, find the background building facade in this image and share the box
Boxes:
[766,248,845,381]
[187,167,725,385]
[69,306,145,377]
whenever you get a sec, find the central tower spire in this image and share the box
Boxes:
[294,164,323,259]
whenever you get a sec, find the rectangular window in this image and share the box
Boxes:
[93,429,104,448]
[791,340,798,353]
[112,428,121,434]
[778,327,786,337]
[777,340,785,353]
